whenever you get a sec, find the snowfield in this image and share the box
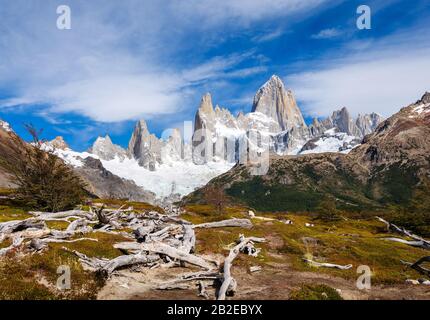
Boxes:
[53,148,234,199]
[52,127,359,200]
[298,129,358,155]
[100,157,234,198]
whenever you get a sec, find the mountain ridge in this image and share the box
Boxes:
[184,92,430,212]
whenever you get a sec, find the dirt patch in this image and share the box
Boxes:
[98,261,430,300]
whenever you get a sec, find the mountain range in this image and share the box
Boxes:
[185,92,430,212]
[0,75,388,203]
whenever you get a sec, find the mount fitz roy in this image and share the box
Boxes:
[0,75,384,202]
[92,75,383,168]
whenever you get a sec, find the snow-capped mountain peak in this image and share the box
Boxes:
[251,74,307,132]
[0,119,13,133]
[89,135,127,161]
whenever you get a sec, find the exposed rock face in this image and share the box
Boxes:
[0,125,16,188]
[48,136,69,150]
[190,75,383,160]
[251,75,307,132]
[322,107,358,136]
[75,157,155,203]
[355,113,384,137]
[161,128,183,162]
[194,93,216,133]
[89,135,128,161]
[352,91,430,168]
[128,120,163,171]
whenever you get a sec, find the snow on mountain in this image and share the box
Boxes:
[298,128,360,155]
[89,135,128,161]
[40,75,386,201]
[100,157,233,198]
[0,119,12,133]
[52,146,234,198]
[252,75,307,132]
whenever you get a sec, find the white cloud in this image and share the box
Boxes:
[171,0,328,27]
[0,0,330,123]
[286,29,430,118]
[252,29,285,43]
[311,28,342,39]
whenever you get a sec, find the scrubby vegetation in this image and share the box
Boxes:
[182,204,429,286]
[289,284,343,300]
[0,125,86,212]
[0,183,429,300]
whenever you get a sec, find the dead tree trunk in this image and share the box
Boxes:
[217,235,265,300]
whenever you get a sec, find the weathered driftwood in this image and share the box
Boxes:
[7,228,51,240]
[194,219,253,229]
[0,236,24,256]
[376,217,430,250]
[383,237,430,248]
[179,224,196,254]
[406,279,430,285]
[114,241,216,270]
[133,224,156,242]
[217,235,265,300]
[157,283,192,290]
[303,258,353,270]
[64,247,159,275]
[93,205,110,225]
[30,210,95,221]
[41,237,98,244]
[29,238,47,251]
[0,219,46,234]
[249,265,262,273]
[401,256,430,277]
[198,281,210,299]
[156,271,219,290]
[66,218,87,232]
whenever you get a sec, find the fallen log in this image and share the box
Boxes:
[179,224,196,254]
[30,210,94,221]
[303,258,353,270]
[0,236,24,256]
[66,218,87,232]
[0,219,46,234]
[194,219,253,229]
[156,271,219,290]
[401,256,430,277]
[6,228,51,240]
[406,279,430,285]
[114,241,216,270]
[40,237,98,244]
[198,281,210,299]
[376,217,430,250]
[382,237,430,249]
[133,224,156,242]
[217,235,265,300]
[64,247,159,275]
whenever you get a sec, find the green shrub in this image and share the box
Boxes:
[289,284,343,300]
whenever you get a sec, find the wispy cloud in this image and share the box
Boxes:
[252,29,285,43]
[286,27,430,118]
[311,28,343,39]
[0,0,330,123]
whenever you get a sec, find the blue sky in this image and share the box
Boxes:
[0,0,429,150]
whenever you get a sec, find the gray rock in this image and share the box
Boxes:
[89,135,128,161]
[251,75,307,132]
